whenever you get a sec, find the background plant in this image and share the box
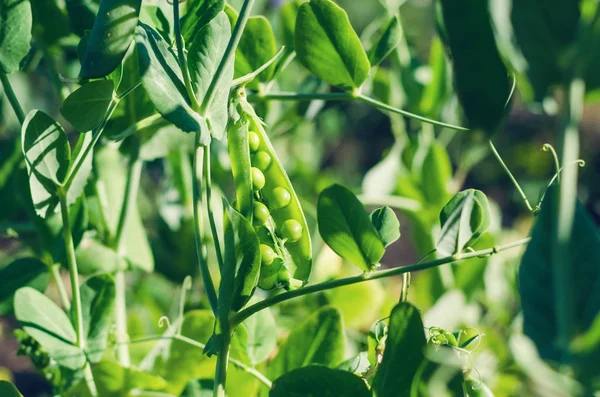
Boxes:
[0,0,599,396]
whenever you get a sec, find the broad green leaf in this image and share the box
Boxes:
[66,0,100,37]
[14,287,86,369]
[368,15,402,68]
[94,145,154,272]
[280,0,303,51]
[295,0,370,90]
[439,0,511,133]
[0,381,23,397]
[241,306,277,365]
[270,365,371,397]
[235,16,277,87]
[0,257,49,315]
[372,302,426,397]
[79,0,142,78]
[76,236,127,274]
[267,306,345,383]
[139,5,170,42]
[66,131,94,206]
[187,11,233,140]
[436,189,490,257]
[30,0,70,46]
[519,186,600,363]
[66,360,168,397]
[490,0,579,101]
[79,273,116,363]
[136,23,207,140]
[421,141,452,206]
[0,0,32,73]
[21,110,70,218]
[222,199,260,311]
[318,184,385,271]
[419,37,449,117]
[369,206,400,247]
[61,80,115,132]
[181,0,224,44]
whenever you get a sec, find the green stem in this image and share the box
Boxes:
[193,134,218,314]
[64,99,119,190]
[213,332,231,397]
[112,113,167,141]
[200,0,256,115]
[204,146,225,271]
[231,238,531,325]
[58,190,97,395]
[552,78,585,358]
[172,0,201,111]
[111,144,142,367]
[51,264,71,311]
[488,140,534,212]
[1,73,26,124]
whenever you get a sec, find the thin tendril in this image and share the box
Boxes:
[542,143,561,183]
[537,159,586,207]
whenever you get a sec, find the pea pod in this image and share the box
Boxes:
[228,95,312,289]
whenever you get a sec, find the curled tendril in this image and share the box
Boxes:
[542,143,561,182]
[158,316,172,329]
[537,159,586,207]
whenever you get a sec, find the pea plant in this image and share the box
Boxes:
[0,0,599,396]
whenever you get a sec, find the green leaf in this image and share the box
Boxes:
[66,0,100,37]
[0,0,32,73]
[235,16,277,87]
[66,360,168,397]
[240,306,277,365]
[490,0,579,101]
[337,351,371,375]
[419,37,449,117]
[280,0,303,51]
[372,302,427,397]
[421,141,452,206]
[370,206,400,247]
[0,381,23,397]
[79,273,116,363]
[76,236,127,274]
[222,199,261,311]
[439,0,511,133]
[30,0,70,46]
[14,287,86,369]
[295,0,370,90]
[318,184,385,271]
[270,365,371,397]
[66,132,94,206]
[61,80,115,132]
[436,189,490,257]
[139,5,170,42]
[21,110,70,218]
[187,11,233,140]
[519,186,600,363]
[136,23,207,139]
[79,0,142,78]
[267,306,345,382]
[368,15,402,68]
[0,258,49,315]
[181,0,224,44]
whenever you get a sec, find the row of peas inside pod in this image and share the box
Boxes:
[227,93,312,291]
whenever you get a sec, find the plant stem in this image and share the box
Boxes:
[552,78,585,358]
[1,73,26,124]
[213,332,231,397]
[200,0,256,115]
[488,140,534,212]
[124,334,273,388]
[111,143,142,367]
[64,99,119,190]
[112,113,167,141]
[58,190,97,395]
[203,146,225,271]
[51,264,71,311]
[193,133,218,314]
[231,238,531,325]
[172,0,201,111]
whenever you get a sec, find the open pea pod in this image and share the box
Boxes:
[228,95,312,289]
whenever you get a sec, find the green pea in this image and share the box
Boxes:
[253,201,270,225]
[251,167,265,191]
[271,187,291,209]
[281,219,303,242]
[260,244,277,266]
[249,131,260,152]
[253,151,272,171]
